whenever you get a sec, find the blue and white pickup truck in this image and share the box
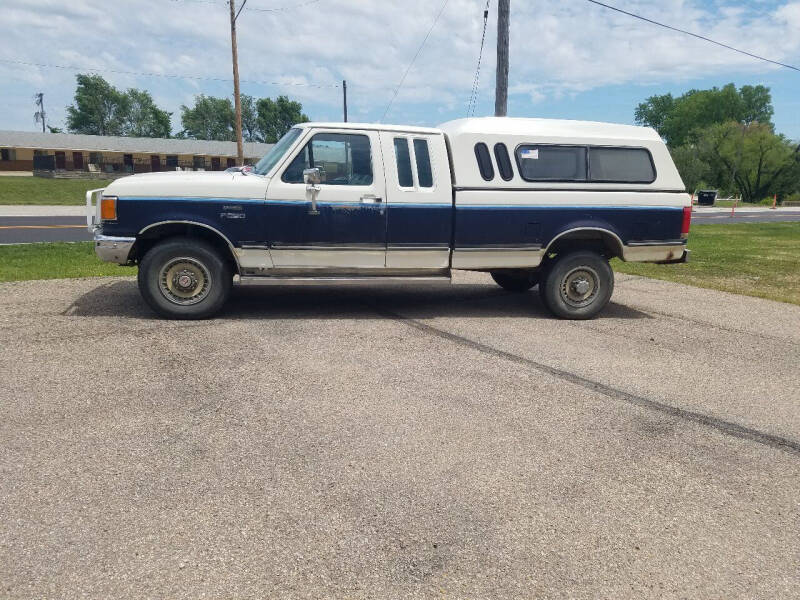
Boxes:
[87,117,691,319]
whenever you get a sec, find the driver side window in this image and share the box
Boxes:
[282,133,373,185]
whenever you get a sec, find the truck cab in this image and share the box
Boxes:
[88,117,690,320]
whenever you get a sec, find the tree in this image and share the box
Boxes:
[66,74,172,138]
[122,89,171,138]
[66,74,128,136]
[256,95,309,143]
[179,95,235,141]
[694,122,799,202]
[635,83,774,147]
[241,94,260,142]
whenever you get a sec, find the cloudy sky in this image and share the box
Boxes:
[2,0,799,139]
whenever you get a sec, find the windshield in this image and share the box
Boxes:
[253,127,303,175]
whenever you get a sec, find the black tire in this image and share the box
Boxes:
[490,270,538,292]
[137,237,232,319]
[539,251,614,319]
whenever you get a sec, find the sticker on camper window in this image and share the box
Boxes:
[520,148,539,160]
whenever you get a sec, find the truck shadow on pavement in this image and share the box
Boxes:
[65,279,652,321]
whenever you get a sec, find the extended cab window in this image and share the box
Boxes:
[588,147,655,183]
[282,133,373,185]
[516,145,587,181]
[413,139,433,188]
[393,138,413,187]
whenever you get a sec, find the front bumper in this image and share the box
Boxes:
[95,232,135,265]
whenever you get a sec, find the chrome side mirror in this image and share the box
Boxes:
[303,167,322,215]
[303,167,323,185]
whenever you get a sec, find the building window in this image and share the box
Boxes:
[393,138,413,188]
[166,155,178,168]
[227,158,235,168]
[282,133,373,185]
[515,145,587,182]
[493,143,514,181]
[413,139,433,188]
[588,147,655,183]
[474,143,494,181]
[0,148,9,161]
[193,156,206,170]
[89,152,101,165]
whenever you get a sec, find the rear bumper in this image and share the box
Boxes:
[623,241,688,263]
[95,232,135,264]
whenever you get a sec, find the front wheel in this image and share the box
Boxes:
[138,237,232,319]
[539,251,614,319]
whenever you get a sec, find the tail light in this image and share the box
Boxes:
[681,205,691,238]
[100,196,117,221]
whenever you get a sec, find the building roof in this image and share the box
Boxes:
[437,117,661,142]
[0,130,273,158]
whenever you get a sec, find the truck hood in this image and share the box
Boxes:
[103,170,269,200]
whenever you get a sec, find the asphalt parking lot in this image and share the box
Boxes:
[1,271,799,599]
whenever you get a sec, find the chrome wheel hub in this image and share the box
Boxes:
[158,257,212,306]
[560,267,600,308]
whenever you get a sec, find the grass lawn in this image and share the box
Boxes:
[613,222,800,305]
[0,242,132,282]
[0,176,113,205]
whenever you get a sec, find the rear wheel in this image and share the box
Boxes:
[138,237,232,319]
[539,250,613,319]
[490,270,538,292]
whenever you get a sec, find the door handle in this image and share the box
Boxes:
[360,194,382,204]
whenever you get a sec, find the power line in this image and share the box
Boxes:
[380,0,451,122]
[467,0,491,117]
[0,57,340,88]
[167,0,321,12]
[584,0,800,72]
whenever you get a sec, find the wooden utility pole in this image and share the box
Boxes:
[229,0,245,165]
[342,80,348,122]
[495,0,510,117]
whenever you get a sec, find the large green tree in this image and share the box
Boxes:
[122,89,172,138]
[635,83,773,147]
[241,94,260,142]
[66,74,172,138]
[693,122,800,202]
[66,74,129,136]
[179,95,235,141]
[256,95,309,143]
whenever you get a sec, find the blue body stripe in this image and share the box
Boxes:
[102,196,683,251]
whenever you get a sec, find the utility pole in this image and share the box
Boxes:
[494,0,510,117]
[34,93,46,133]
[342,80,348,122]
[229,0,246,165]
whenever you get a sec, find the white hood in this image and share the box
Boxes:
[103,170,269,200]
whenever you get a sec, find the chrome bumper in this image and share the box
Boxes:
[623,242,688,263]
[94,232,135,265]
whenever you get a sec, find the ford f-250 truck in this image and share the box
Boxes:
[87,117,691,320]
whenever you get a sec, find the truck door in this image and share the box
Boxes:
[265,129,387,269]
[379,132,452,270]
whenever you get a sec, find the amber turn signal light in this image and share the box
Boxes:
[100,196,117,221]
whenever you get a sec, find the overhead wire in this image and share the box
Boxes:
[0,58,340,88]
[584,0,800,72]
[467,0,491,117]
[380,0,451,122]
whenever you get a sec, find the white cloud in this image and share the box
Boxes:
[1,0,798,130]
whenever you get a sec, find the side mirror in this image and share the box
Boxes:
[303,167,322,216]
[303,167,324,185]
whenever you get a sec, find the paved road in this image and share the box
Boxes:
[692,210,800,225]
[0,216,91,244]
[1,272,798,598]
